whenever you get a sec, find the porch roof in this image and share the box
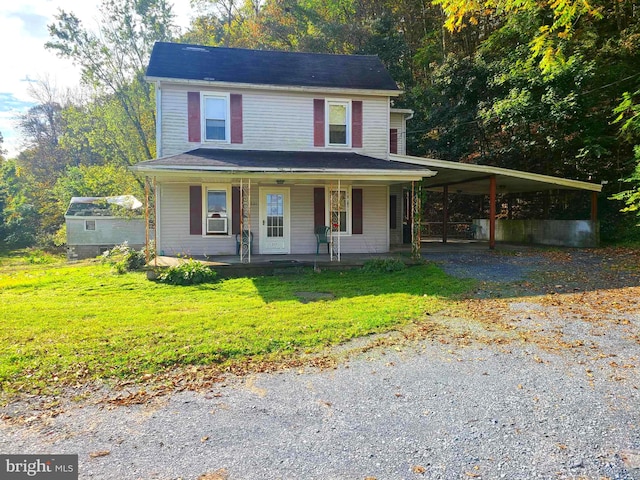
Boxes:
[133,149,436,181]
[391,154,602,194]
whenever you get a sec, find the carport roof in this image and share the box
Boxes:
[390,154,602,194]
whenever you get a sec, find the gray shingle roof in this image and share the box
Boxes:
[146,42,399,91]
[135,149,427,172]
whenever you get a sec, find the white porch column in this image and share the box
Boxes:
[239,178,251,263]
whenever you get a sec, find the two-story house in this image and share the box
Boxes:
[133,42,436,259]
[133,42,603,258]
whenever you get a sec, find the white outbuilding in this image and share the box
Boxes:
[65,195,146,260]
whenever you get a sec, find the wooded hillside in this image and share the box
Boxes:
[1,0,639,247]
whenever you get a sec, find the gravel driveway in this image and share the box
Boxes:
[2,248,639,480]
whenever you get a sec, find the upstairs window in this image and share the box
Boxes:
[203,95,229,142]
[327,100,350,146]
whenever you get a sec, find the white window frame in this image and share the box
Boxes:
[326,99,351,147]
[325,185,352,236]
[202,184,232,236]
[202,93,231,143]
[84,219,96,231]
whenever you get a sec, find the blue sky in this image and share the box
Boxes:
[0,0,192,158]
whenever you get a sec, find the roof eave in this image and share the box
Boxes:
[131,164,435,180]
[390,108,414,116]
[146,76,403,97]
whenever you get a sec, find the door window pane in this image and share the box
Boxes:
[266,193,284,238]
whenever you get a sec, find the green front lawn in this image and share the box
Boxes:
[0,255,472,395]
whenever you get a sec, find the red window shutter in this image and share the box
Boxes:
[352,188,363,234]
[390,128,398,154]
[352,101,363,148]
[314,187,325,227]
[230,94,243,144]
[188,92,201,143]
[232,187,240,234]
[189,185,202,235]
[313,99,325,147]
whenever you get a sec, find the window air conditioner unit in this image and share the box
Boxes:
[207,217,228,234]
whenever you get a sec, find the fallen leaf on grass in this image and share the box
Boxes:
[89,451,110,458]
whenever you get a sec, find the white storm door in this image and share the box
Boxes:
[259,188,290,254]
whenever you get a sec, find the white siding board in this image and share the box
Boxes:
[66,217,145,246]
[159,84,391,159]
[287,185,389,254]
[290,186,316,254]
[158,183,236,256]
[161,90,190,156]
[242,95,314,151]
[338,186,388,253]
[361,98,389,158]
[389,113,403,131]
[390,112,407,155]
[158,182,390,256]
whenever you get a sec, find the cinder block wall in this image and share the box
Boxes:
[472,219,599,248]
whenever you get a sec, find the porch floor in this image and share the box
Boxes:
[151,252,407,268]
[147,240,526,277]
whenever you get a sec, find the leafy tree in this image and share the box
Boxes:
[433,0,604,72]
[0,160,38,247]
[0,0,178,248]
[611,89,640,226]
[53,163,143,212]
[17,102,66,180]
[46,0,177,162]
[0,133,6,243]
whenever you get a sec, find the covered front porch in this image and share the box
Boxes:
[134,149,603,265]
[134,149,436,263]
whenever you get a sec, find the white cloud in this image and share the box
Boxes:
[0,111,21,157]
[0,1,99,156]
[0,0,191,157]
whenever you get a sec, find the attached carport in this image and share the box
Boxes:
[391,154,603,249]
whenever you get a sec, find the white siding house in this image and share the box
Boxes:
[134,42,435,259]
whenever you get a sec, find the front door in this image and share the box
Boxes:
[259,187,290,254]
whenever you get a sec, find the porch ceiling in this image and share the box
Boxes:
[390,154,602,194]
